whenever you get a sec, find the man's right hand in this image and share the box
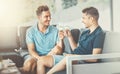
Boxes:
[59,30,65,40]
[64,29,72,38]
[47,50,56,55]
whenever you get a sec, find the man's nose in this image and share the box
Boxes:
[48,17,51,21]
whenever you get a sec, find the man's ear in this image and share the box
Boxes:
[90,17,94,22]
[90,16,94,20]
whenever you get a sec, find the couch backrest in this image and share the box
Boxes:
[18,25,80,53]
[19,26,120,54]
[18,25,31,49]
[100,31,120,62]
[102,31,120,53]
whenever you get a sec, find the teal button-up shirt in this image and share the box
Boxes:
[26,23,58,55]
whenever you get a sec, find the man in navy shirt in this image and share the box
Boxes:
[46,7,105,74]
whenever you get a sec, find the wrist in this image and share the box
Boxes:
[68,35,72,39]
[36,56,40,60]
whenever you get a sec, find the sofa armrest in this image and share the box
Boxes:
[14,48,29,60]
[66,53,120,74]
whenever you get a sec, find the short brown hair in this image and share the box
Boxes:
[82,7,99,20]
[36,5,49,16]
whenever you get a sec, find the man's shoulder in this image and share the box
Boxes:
[49,25,58,31]
[96,26,105,35]
[27,25,36,33]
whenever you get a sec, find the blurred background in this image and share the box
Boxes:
[0,0,120,51]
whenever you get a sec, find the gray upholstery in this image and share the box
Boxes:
[17,25,31,59]
[18,25,31,49]
[102,31,120,53]
[101,31,120,62]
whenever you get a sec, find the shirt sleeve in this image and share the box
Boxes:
[26,29,34,44]
[93,32,105,49]
[56,29,60,44]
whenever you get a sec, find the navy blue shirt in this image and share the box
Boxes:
[72,26,105,55]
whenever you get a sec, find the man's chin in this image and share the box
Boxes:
[45,24,50,27]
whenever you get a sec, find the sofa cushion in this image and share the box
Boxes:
[100,31,120,62]
[102,31,120,53]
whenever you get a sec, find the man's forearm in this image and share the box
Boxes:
[48,39,63,55]
[48,45,63,55]
[56,39,64,54]
[55,45,63,54]
[68,36,77,50]
[29,50,40,60]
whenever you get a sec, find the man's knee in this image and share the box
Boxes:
[23,58,36,70]
[37,57,46,65]
[37,56,53,67]
[24,58,35,65]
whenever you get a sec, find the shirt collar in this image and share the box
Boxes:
[87,26,101,35]
[45,26,50,34]
[34,23,50,34]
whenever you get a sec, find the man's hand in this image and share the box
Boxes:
[47,45,63,55]
[47,50,57,55]
[64,29,72,38]
[58,30,65,40]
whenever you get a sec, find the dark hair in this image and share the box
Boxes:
[36,5,49,16]
[82,7,99,20]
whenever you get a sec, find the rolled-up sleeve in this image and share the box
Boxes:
[93,32,105,49]
[26,29,34,44]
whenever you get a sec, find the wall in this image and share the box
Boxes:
[0,0,120,50]
[0,0,54,50]
[0,0,24,50]
[0,26,18,50]
[52,0,111,30]
[113,0,120,32]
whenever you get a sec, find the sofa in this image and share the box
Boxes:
[1,25,120,74]
[66,31,120,74]
[16,25,120,74]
